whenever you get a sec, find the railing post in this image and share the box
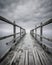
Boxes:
[40,22,43,42]
[20,27,21,39]
[23,30,24,35]
[35,25,37,39]
[24,30,26,34]
[32,30,34,36]
[13,21,16,42]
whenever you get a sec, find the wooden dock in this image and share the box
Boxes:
[0,33,52,65]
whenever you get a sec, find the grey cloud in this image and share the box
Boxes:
[0,0,30,9]
[0,0,20,9]
[0,0,52,29]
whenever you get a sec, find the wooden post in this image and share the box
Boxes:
[24,29,26,34]
[32,30,34,36]
[13,21,16,42]
[40,22,43,42]
[20,27,21,39]
[35,25,37,39]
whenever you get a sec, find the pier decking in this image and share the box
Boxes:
[0,33,52,65]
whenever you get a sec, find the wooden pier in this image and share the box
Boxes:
[0,16,52,65]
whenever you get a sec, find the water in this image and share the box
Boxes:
[0,32,20,59]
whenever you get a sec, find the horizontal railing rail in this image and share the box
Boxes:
[0,16,25,30]
[33,19,52,29]
[0,32,20,40]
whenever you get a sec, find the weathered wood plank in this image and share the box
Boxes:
[19,51,25,65]
[25,50,29,65]
[37,48,52,65]
[10,50,22,65]
[29,51,34,65]
[32,48,41,65]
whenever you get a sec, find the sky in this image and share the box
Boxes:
[0,0,52,31]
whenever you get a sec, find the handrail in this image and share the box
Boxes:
[0,16,25,30]
[0,32,20,40]
[30,19,52,53]
[35,19,52,29]
[0,16,26,42]
[0,16,26,62]
[30,19,52,42]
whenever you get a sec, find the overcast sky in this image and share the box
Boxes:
[0,0,52,30]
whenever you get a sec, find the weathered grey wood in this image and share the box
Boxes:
[0,34,52,65]
[32,49,41,65]
[40,22,43,42]
[35,25,37,39]
[0,16,26,41]
[10,51,17,65]
[37,48,52,65]
[0,33,19,40]
[36,49,45,65]
[20,28,21,39]
[34,19,52,29]
[19,51,25,65]
[25,50,29,65]
[13,21,16,42]
[10,50,22,65]
[0,16,25,30]
[29,51,34,65]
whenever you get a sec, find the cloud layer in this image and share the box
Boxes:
[0,0,52,29]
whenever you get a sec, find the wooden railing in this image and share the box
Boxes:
[0,16,26,62]
[30,19,52,53]
[0,16,26,43]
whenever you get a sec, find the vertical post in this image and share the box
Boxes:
[24,29,26,34]
[13,21,16,42]
[32,30,34,37]
[35,25,37,39]
[20,27,21,39]
[40,22,43,42]
[23,29,24,35]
